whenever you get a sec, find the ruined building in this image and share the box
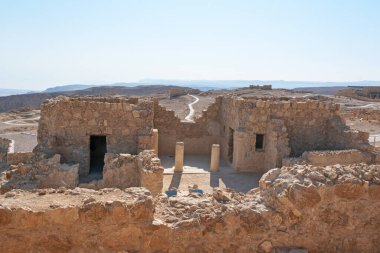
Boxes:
[1,95,361,190]
[1,94,380,252]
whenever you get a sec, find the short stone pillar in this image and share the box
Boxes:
[152,129,159,155]
[174,142,184,172]
[210,144,220,172]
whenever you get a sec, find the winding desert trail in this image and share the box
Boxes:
[3,116,40,126]
[184,94,199,122]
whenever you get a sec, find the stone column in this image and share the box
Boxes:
[174,142,184,172]
[210,144,220,172]
[152,129,159,155]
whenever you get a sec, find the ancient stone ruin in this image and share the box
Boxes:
[0,94,379,252]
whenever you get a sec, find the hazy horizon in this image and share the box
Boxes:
[1,0,379,89]
[3,79,380,92]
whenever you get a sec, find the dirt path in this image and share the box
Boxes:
[184,95,199,122]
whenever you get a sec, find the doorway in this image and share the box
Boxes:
[90,135,107,175]
[228,128,234,163]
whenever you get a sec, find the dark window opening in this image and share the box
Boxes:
[255,134,264,150]
[228,128,234,163]
[90,135,107,175]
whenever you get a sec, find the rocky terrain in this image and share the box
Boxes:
[0,163,379,252]
[0,85,197,112]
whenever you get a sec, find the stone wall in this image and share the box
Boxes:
[0,137,11,153]
[218,97,370,172]
[35,96,155,175]
[0,154,79,193]
[0,137,11,163]
[153,100,221,156]
[342,108,380,121]
[1,164,379,252]
[101,153,141,189]
[302,149,373,166]
[35,95,371,175]
[1,151,164,196]
[6,152,34,165]
[153,96,370,172]
[327,116,371,151]
[101,150,163,195]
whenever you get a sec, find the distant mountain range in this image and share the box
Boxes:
[0,88,34,97]
[1,80,380,97]
[0,85,194,112]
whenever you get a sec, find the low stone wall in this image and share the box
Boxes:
[0,164,379,252]
[0,137,11,163]
[302,149,373,166]
[6,152,34,165]
[138,150,164,196]
[0,154,79,193]
[84,150,164,195]
[102,153,141,189]
[342,108,380,121]
[0,137,11,153]
[102,150,163,195]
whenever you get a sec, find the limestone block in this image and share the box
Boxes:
[133,111,140,118]
[210,144,220,172]
[174,142,184,172]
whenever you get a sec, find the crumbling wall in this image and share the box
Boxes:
[342,108,380,121]
[83,150,164,195]
[101,153,141,189]
[0,154,79,193]
[153,100,221,155]
[6,152,34,165]
[327,116,371,151]
[35,96,155,175]
[0,137,11,163]
[302,149,373,166]
[1,151,164,196]
[219,97,369,172]
[138,150,164,196]
[1,164,380,252]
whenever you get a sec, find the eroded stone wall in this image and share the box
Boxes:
[302,149,373,166]
[35,96,155,175]
[0,164,379,252]
[218,97,370,172]
[0,137,11,163]
[153,100,221,155]
[1,150,164,195]
[100,150,163,195]
[0,154,79,193]
[35,95,371,174]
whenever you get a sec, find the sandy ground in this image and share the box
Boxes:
[0,109,39,152]
[158,94,215,120]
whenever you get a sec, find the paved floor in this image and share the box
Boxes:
[161,155,262,193]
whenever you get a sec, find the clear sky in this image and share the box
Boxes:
[0,0,379,89]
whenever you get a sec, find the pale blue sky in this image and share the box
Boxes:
[0,0,379,89]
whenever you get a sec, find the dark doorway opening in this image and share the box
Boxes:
[90,135,107,175]
[255,134,264,150]
[228,128,234,163]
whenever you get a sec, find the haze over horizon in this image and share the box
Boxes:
[1,0,379,90]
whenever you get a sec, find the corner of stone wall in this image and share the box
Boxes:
[137,150,164,196]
